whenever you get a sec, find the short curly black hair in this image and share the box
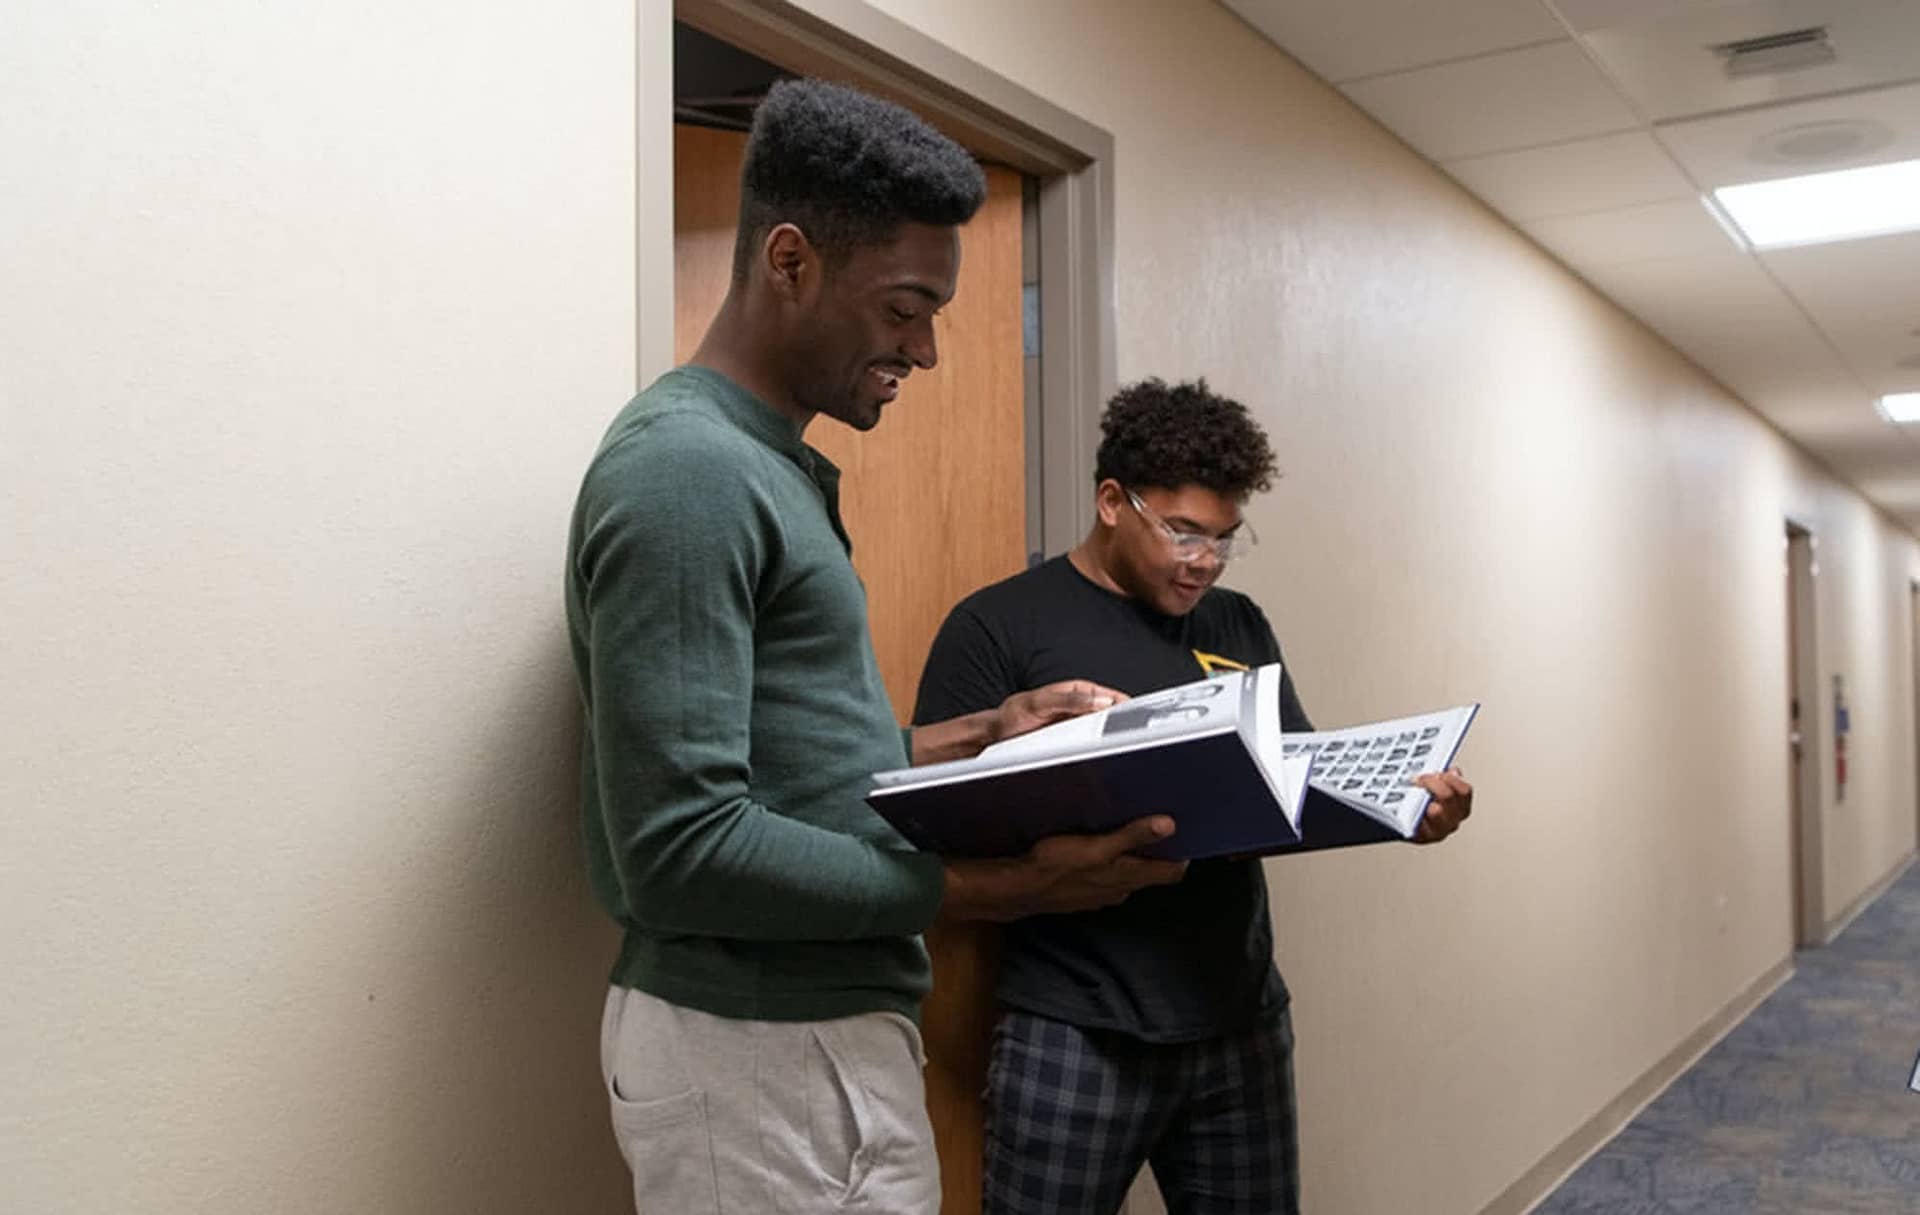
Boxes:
[733,78,987,280]
[1094,378,1278,500]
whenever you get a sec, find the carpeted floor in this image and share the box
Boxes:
[1534,860,1920,1214]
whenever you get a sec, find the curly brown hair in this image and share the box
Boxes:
[1093,377,1278,500]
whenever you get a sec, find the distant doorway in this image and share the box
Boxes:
[1786,523,1823,946]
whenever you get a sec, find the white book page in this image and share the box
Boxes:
[1282,704,1478,836]
[873,670,1249,790]
[871,721,1239,795]
[1279,752,1314,832]
[1239,664,1308,834]
[977,669,1247,762]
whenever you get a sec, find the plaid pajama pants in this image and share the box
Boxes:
[982,1006,1300,1215]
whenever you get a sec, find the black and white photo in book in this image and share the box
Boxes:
[1102,677,1232,736]
[1282,706,1479,837]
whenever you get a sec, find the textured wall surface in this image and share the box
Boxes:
[857,3,1919,1211]
[4,2,1916,1213]
[2,2,639,1211]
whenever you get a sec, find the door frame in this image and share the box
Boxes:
[1785,520,1824,947]
[642,0,1117,559]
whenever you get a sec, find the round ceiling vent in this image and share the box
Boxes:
[1749,119,1895,167]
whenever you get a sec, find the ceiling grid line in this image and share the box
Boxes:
[1223,0,1920,534]
[1330,34,1574,86]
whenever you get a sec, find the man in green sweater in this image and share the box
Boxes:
[566,80,1186,1215]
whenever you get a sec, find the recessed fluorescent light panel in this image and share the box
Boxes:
[1712,158,1920,250]
[1879,392,1920,423]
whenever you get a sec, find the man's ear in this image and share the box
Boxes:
[762,223,815,301]
[1094,478,1127,527]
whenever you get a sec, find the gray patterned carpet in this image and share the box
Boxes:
[1535,861,1920,1214]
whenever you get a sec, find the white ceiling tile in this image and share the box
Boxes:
[1657,79,1920,189]
[1818,429,1920,481]
[1339,41,1638,161]
[1852,472,1920,514]
[1574,249,1853,403]
[1221,0,1567,84]
[1755,386,1911,445]
[1522,198,1735,273]
[1748,394,1879,443]
[1568,0,1920,123]
[1575,250,1920,516]
[1760,230,1920,396]
[1549,0,1697,33]
[1444,131,1696,221]
[1223,0,1920,525]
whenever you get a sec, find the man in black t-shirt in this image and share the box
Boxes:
[913,378,1474,1215]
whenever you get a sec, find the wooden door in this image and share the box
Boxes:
[674,120,1023,1215]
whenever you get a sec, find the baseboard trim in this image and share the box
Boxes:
[1477,957,1794,1215]
[1821,851,1917,946]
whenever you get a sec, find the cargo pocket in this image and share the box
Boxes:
[607,1083,720,1215]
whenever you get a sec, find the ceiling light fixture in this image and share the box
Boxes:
[1879,392,1920,423]
[1711,158,1920,249]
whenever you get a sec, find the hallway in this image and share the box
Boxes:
[1538,861,1920,1213]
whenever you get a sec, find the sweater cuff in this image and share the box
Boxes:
[868,847,946,936]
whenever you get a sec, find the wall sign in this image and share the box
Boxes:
[1833,672,1850,803]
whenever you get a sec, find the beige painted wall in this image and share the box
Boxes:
[2,1,639,1211]
[6,1,1919,1214]
[847,2,1920,1212]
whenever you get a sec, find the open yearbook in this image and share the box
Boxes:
[869,663,1477,861]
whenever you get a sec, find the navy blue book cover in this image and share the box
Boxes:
[869,730,1318,861]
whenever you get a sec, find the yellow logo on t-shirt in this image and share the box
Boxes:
[1192,650,1248,675]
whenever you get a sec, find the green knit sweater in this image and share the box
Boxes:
[565,366,946,1022]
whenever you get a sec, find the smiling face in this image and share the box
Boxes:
[778,221,960,432]
[1100,480,1247,616]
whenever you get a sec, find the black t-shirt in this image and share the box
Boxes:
[912,555,1313,1042]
